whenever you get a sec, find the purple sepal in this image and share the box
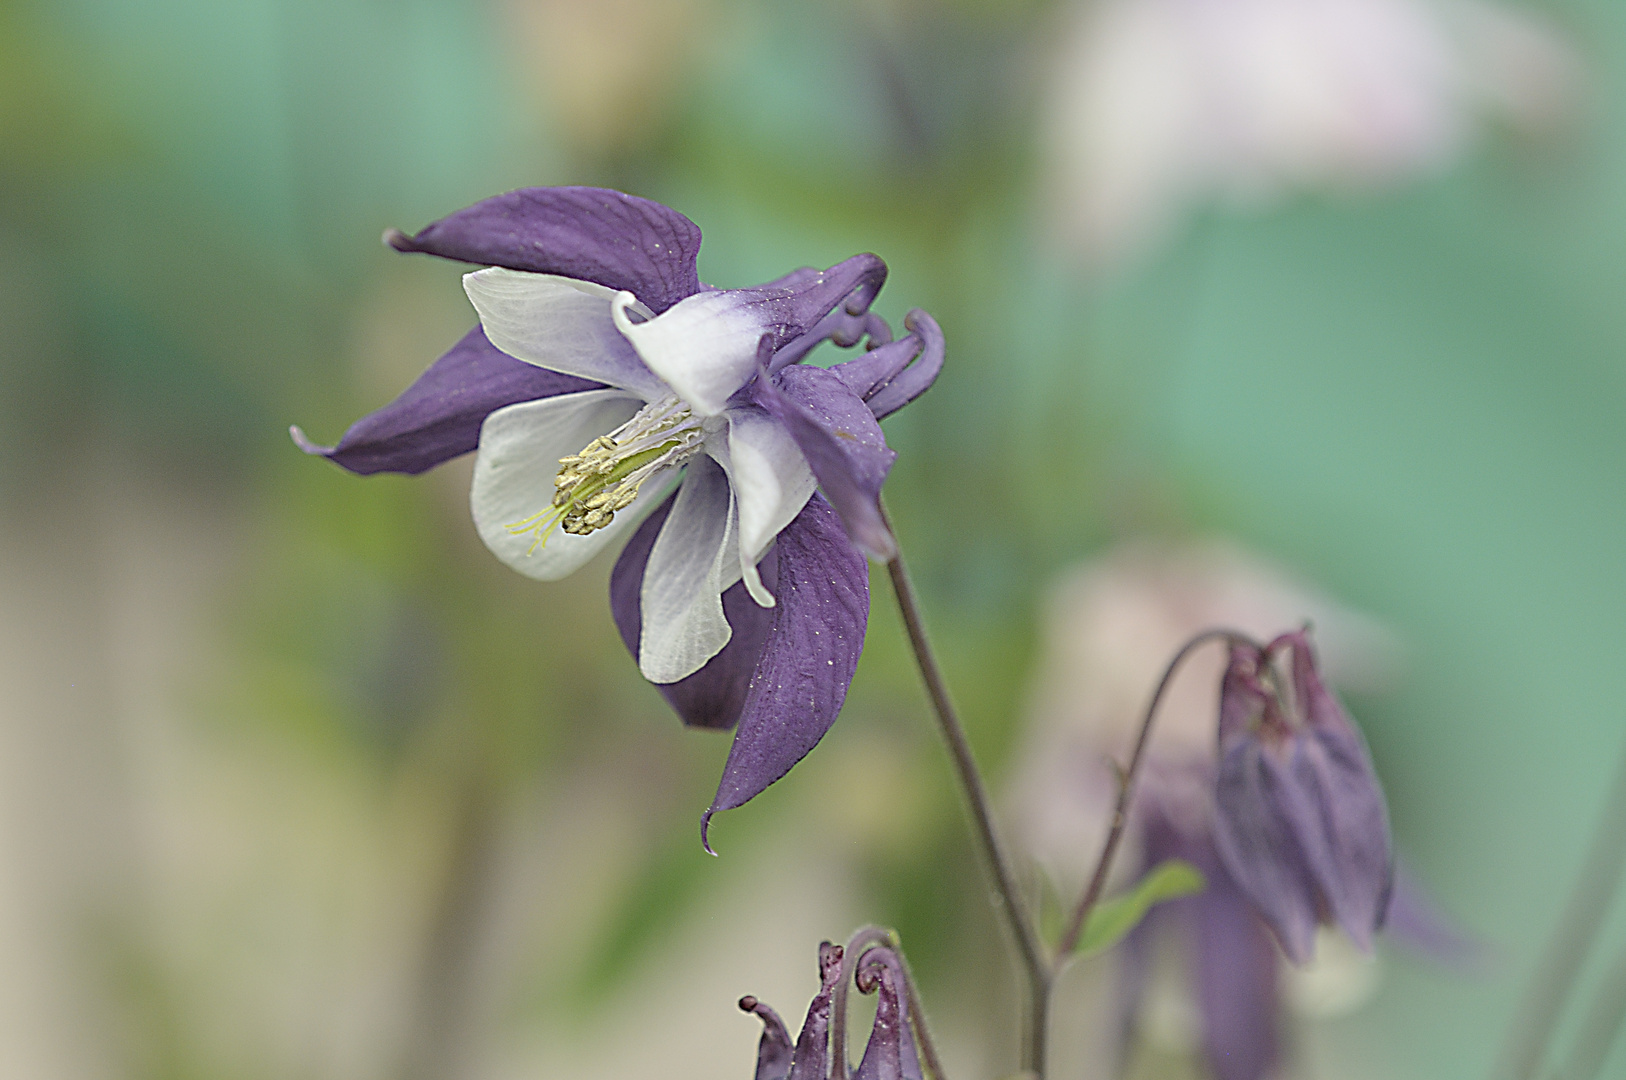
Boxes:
[609,493,780,730]
[1213,736,1321,963]
[1384,861,1483,969]
[756,364,897,561]
[825,310,943,421]
[385,186,703,314]
[1141,807,1281,1080]
[852,947,923,1080]
[291,325,601,475]
[739,996,794,1080]
[788,942,845,1080]
[1212,633,1394,963]
[1195,869,1282,1080]
[702,495,868,849]
[1284,632,1394,945]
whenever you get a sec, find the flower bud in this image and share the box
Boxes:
[741,936,931,1080]
[741,942,843,1080]
[1212,630,1394,963]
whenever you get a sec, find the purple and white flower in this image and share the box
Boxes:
[294,187,943,839]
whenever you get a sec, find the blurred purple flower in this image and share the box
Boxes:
[1011,542,1461,1080]
[1212,630,1394,965]
[293,187,943,836]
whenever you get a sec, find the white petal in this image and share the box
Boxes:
[464,268,667,400]
[470,390,659,580]
[638,455,743,683]
[725,406,815,602]
[612,289,768,415]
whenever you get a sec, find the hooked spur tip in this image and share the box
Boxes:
[738,995,759,1012]
[382,227,414,252]
[288,424,330,456]
[700,808,719,856]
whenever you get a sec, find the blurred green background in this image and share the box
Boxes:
[2,0,1624,1077]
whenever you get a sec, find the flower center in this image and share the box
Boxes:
[507,395,708,552]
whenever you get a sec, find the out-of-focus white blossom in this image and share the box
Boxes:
[1041,0,1581,271]
[1283,927,1384,1018]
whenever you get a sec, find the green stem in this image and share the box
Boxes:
[1056,628,1253,958]
[882,511,1051,1077]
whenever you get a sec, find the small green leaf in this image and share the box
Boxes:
[1074,859,1207,957]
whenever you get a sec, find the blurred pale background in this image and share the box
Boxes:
[1,0,1624,1078]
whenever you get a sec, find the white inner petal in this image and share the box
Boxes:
[638,454,744,683]
[611,289,768,416]
[724,406,815,605]
[464,268,667,400]
[471,390,658,580]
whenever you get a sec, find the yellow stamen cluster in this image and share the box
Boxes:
[506,396,706,554]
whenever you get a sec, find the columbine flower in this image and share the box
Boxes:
[294,187,942,839]
[1211,630,1393,964]
[1041,0,1579,270]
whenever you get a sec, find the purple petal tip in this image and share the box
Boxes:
[382,227,413,252]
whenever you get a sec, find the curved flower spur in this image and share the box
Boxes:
[292,187,943,844]
[739,929,941,1080]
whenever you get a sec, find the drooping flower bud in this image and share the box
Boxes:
[1211,630,1394,963]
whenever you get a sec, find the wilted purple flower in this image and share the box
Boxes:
[1010,543,1438,1080]
[1212,630,1394,964]
[740,939,927,1080]
[293,187,943,837]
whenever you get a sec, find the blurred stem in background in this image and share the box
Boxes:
[400,755,499,1080]
[1560,942,1626,1080]
[1492,732,1626,1080]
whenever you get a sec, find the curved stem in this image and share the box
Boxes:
[881,508,1050,1076]
[1055,627,1258,959]
[837,929,951,1080]
[894,943,950,1080]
